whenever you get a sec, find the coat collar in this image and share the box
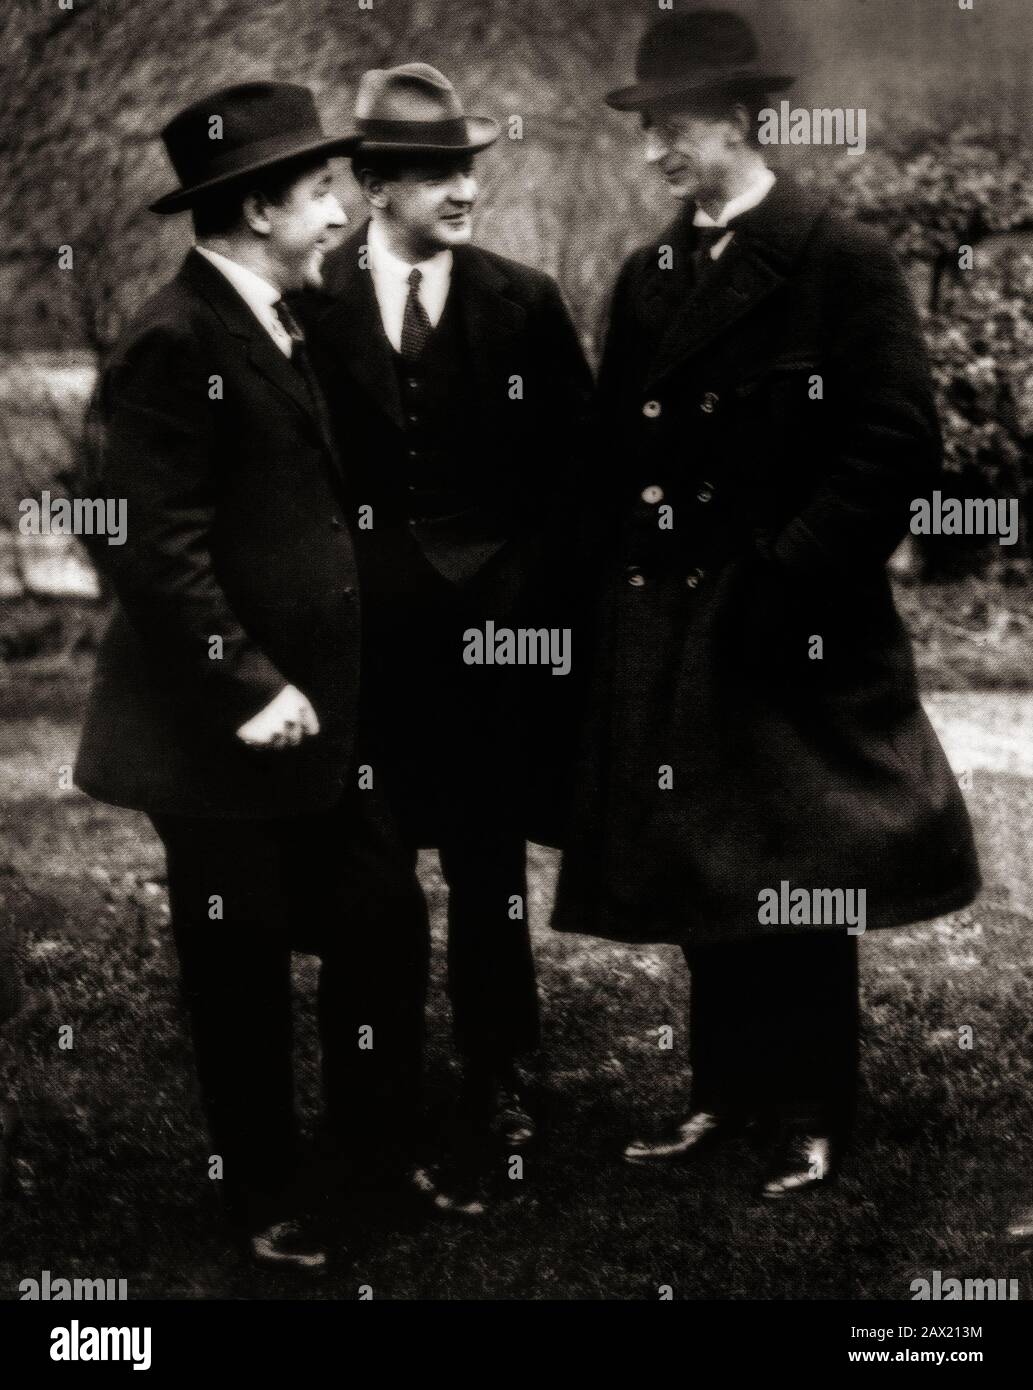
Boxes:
[177,248,321,434]
[644,176,829,389]
[311,222,526,428]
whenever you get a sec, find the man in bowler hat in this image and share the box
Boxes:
[553,9,980,1197]
[75,82,432,1269]
[300,64,592,1193]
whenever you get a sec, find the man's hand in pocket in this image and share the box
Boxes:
[235,685,320,749]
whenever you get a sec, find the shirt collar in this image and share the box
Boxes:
[693,166,777,229]
[195,245,283,316]
[367,217,452,288]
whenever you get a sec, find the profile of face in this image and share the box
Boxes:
[259,162,348,289]
[641,106,746,205]
[364,155,479,260]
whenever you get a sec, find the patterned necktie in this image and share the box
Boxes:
[691,225,729,284]
[400,267,432,360]
[273,298,337,459]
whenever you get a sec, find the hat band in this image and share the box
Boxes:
[356,115,470,146]
[188,125,330,181]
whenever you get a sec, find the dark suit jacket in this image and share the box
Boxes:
[553,176,981,944]
[299,223,594,597]
[297,226,595,846]
[75,249,362,818]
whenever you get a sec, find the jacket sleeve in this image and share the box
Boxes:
[769,233,942,578]
[90,322,288,727]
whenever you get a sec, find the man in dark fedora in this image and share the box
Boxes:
[300,63,592,1194]
[75,82,432,1270]
[553,9,980,1198]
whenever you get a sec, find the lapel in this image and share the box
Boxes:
[644,176,828,390]
[178,249,321,435]
[312,223,404,428]
[450,245,527,400]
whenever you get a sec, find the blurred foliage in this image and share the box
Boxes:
[1,0,1031,576]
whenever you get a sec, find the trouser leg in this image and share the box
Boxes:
[685,932,859,1134]
[316,792,430,1180]
[151,814,297,1233]
[439,834,539,1071]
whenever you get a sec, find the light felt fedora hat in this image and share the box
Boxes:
[352,63,499,155]
[150,81,359,215]
[605,8,795,113]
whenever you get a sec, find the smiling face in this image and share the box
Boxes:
[261,161,348,289]
[641,105,746,206]
[359,154,479,261]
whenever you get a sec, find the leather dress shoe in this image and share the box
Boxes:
[459,1065,536,1149]
[248,1218,329,1274]
[760,1130,837,1199]
[1005,1204,1033,1246]
[623,1110,743,1166]
[411,1163,488,1219]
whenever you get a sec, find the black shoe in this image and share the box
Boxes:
[459,1065,536,1149]
[248,1218,330,1274]
[1005,1204,1033,1246]
[759,1129,838,1200]
[623,1110,744,1166]
[411,1162,490,1219]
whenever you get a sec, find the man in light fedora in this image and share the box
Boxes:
[75,82,433,1271]
[301,63,593,1200]
[552,8,980,1198]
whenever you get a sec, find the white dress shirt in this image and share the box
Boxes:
[195,245,293,356]
[693,165,777,262]
[366,218,452,353]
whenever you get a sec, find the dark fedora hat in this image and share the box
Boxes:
[605,8,795,112]
[150,81,359,215]
[352,63,499,156]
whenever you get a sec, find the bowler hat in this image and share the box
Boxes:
[150,81,358,215]
[605,9,795,113]
[352,63,499,156]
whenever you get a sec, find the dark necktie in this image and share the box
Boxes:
[400,267,432,361]
[691,225,729,284]
[273,298,337,458]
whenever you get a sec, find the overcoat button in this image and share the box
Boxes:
[642,400,662,419]
[625,566,647,588]
[686,567,705,589]
[697,487,713,503]
[700,392,719,414]
[641,485,664,505]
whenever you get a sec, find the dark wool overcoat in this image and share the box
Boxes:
[75,249,362,818]
[552,176,981,945]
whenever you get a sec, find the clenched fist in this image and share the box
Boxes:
[235,684,320,749]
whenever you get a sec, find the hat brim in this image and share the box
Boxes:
[605,70,795,112]
[149,132,360,215]
[352,116,499,157]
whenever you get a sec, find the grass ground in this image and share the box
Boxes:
[0,664,1031,1301]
